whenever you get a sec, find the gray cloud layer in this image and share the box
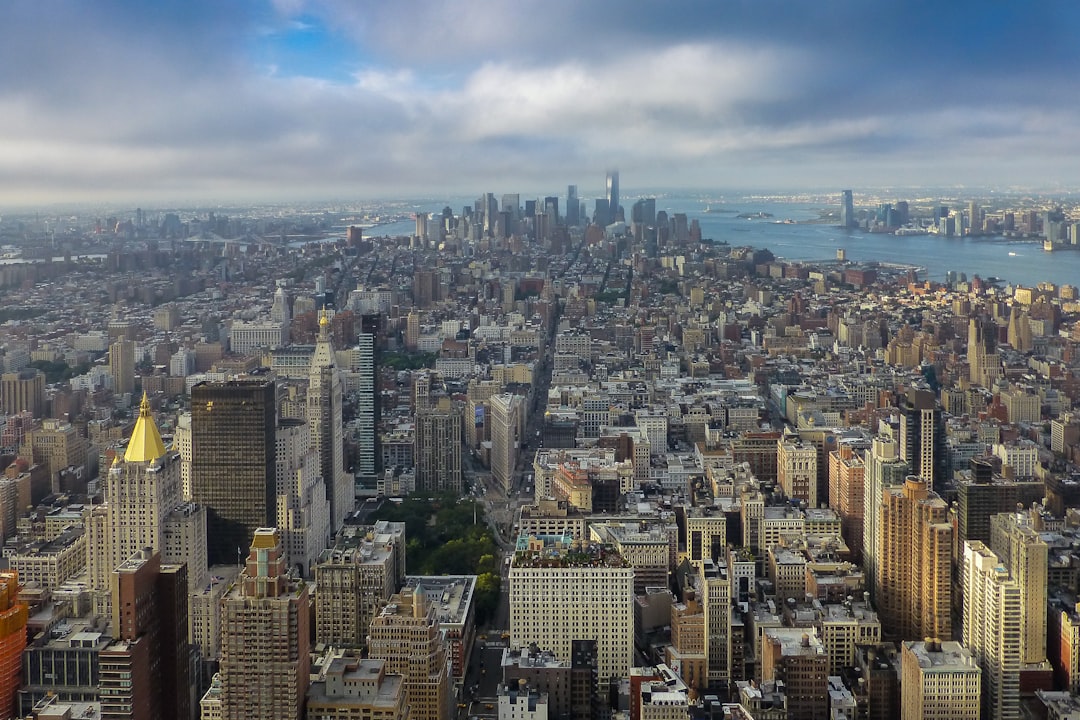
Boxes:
[2,0,1079,205]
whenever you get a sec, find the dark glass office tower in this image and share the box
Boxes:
[190,379,277,565]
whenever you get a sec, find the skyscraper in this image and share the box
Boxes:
[315,522,405,648]
[270,285,291,325]
[1007,306,1033,352]
[95,393,208,616]
[876,476,952,641]
[963,541,1021,720]
[698,559,731,691]
[778,437,817,507]
[861,437,909,602]
[109,338,136,396]
[275,418,329,577]
[761,628,829,720]
[606,170,620,224]
[309,310,352,531]
[0,572,27,719]
[356,314,380,482]
[413,270,439,308]
[106,394,180,580]
[482,192,498,234]
[102,549,190,720]
[666,591,706,691]
[219,529,310,720]
[21,418,88,485]
[190,379,277,565]
[509,535,634,683]
[989,512,1048,666]
[593,198,610,226]
[566,185,579,226]
[414,403,463,493]
[490,393,524,493]
[367,588,452,720]
[0,369,45,417]
[828,440,867,562]
[968,315,1002,388]
[501,193,521,221]
[840,190,855,229]
[544,195,559,224]
[631,197,656,228]
[899,386,946,492]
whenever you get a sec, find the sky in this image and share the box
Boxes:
[3,0,1080,206]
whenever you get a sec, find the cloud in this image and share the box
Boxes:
[1,1,1080,205]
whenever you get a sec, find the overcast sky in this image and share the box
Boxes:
[3,0,1080,206]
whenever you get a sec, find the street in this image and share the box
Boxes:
[456,311,558,719]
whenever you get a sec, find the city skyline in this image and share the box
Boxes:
[2,161,1080,716]
[4,1,1080,205]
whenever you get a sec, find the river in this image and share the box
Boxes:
[682,200,1075,290]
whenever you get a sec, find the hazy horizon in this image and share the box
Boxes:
[7,184,1080,218]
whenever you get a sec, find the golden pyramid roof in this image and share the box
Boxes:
[124,392,166,463]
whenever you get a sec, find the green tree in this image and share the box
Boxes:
[475,572,501,624]
[29,359,90,383]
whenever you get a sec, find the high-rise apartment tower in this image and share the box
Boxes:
[218,529,310,720]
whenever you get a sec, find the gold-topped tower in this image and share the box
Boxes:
[124,392,166,463]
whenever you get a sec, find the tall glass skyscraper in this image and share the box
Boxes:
[356,314,381,482]
[841,189,855,228]
[606,169,619,224]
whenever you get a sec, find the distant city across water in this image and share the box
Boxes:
[368,196,1077,290]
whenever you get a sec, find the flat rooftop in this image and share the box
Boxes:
[404,575,476,626]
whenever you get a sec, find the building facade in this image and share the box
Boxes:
[876,476,951,641]
[367,588,452,720]
[491,393,524,493]
[275,418,330,577]
[900,640,981,720]
[414,404,463,493]
[509,535,634,683]
[0,572,27,719]
[778,438,817,507]
[315,522,405,648]
[963,541,1022,720]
